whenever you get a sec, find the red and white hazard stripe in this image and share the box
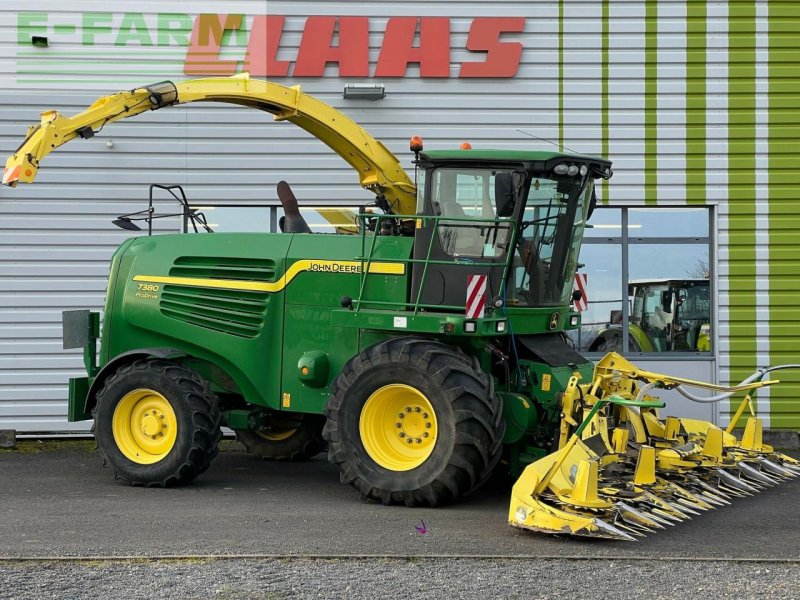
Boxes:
[466,274,487,319]
[573,273,588,312]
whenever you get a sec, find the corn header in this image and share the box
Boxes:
[511,354,800,540]
[4,74,798,542]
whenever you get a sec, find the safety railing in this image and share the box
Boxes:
[353,213,517,315]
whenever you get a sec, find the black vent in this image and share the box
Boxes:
[169,256,276,281]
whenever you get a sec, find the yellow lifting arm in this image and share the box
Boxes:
[593,352,778,394]
[3,73,417,214]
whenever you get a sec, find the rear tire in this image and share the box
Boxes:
[324,337,504,507]
[92,359,222,487]
[237,413,326,461]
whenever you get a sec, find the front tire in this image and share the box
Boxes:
[323,338,504,507]
[92,359,222,487]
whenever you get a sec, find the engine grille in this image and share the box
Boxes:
[159,256,274,337]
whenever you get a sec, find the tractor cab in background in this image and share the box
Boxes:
[589,278,711,353]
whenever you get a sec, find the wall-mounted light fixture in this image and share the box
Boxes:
[343,84,386,101]
[31,36,49,48]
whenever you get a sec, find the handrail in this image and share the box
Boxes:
[354,212,516,315]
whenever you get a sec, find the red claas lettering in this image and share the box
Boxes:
[184,14,525,78]
[294,17,370,77]
[375,17,451,78]
[459,17,525,78]
[245,15,290,77]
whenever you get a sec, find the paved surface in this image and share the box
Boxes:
[1,558,799,600]
[1,441,799,560]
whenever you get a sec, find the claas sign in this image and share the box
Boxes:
[185,15,526,78]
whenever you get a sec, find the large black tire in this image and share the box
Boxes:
[236,413,326,461]
[323,337,505,507]
[92,358,222,487]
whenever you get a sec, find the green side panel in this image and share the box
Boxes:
[768,1,800,429]
[501,392,540,445]
[67,377,91,422]
[505,359,595,476]
[106,233,292,410]
[503,306,575,335]
[100,237,137,365]
[644,0,658,205]
[685,0,706,205]
[279,234,413,414]
[526,361,594,416]
[726,2,759,417]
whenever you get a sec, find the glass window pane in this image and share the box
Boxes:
[193,206,365,234]
[584,207,621,238]
[276,206,362,234]
[628,208,708,238]
[510,177,591,307]
[431,167,517,258]
[296,207,361,234]
[568,244,623,352]
[627,243,710,353]
[188,206,270,233]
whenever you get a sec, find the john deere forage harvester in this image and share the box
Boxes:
[5,74,797,540]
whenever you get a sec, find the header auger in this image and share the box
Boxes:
[510,354,800,540]
[5,74,798,542]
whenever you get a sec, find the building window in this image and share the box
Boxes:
[572,207,713,357]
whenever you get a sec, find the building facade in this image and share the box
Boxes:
[0,1,797,432]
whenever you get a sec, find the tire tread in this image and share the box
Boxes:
[92,358,221,487]
[324,337,505,507]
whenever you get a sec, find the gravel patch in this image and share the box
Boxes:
[1,557,798,600]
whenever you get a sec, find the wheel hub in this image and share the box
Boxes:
[360,384,438,471]
[141,411,165,437]
[112,389,178,464]
[396,407,432,444]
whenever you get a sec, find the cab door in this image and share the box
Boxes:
[410,166,522,311]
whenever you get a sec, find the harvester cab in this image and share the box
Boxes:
[4,74,798,542]
[404,143,611,323]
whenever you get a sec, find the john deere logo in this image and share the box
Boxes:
[549,312,561,330]
[308,261,361,273]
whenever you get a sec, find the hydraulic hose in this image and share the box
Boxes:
[672,364,800,404]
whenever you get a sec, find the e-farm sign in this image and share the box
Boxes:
[16,12,525,84]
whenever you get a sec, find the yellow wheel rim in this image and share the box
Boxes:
[359,384,438,472]
[112,388,178,464]
[256,428,297,442]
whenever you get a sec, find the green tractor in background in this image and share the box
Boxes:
[588,279,710,353]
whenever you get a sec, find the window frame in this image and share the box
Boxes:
[580,206,715,360]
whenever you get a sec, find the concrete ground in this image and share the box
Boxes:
[1,441,799,598]
[1,440,799,558]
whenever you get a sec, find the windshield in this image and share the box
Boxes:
[679,283,710,321]
[429,167,519,258]
[508,177,593,307]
